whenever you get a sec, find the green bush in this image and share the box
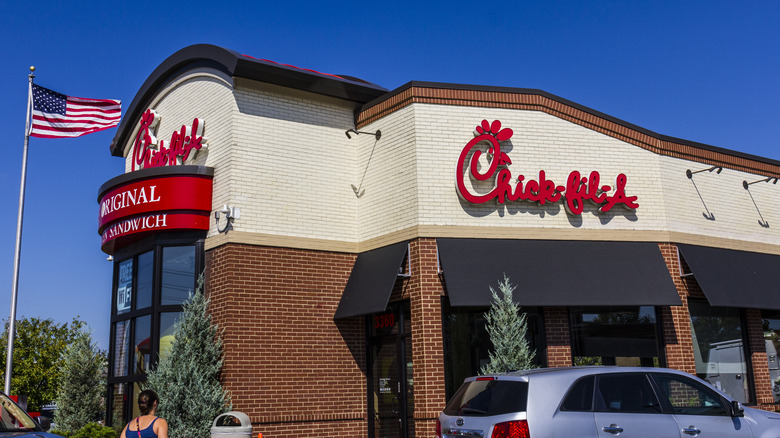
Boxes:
[49,429,70,438]
[54,423,116,438]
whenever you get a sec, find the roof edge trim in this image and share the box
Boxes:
[357,81,780,174]
[110,44,388,157]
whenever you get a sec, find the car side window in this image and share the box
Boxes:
[651,373,728,416]
[595,373,662,413]
[561,376,595,411]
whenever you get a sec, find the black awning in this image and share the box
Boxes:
[334,241,409,319]
[677,244,780,310]
[437,239,681,307]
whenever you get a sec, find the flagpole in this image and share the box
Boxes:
[5,67,35,395]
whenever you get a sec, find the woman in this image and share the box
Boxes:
[121,390,169,438]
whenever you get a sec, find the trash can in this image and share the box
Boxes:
[211,412,252,438]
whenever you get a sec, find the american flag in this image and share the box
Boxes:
[29,84,121,138]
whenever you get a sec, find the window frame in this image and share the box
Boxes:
[649,372,731,417]
[106,232,204,427]
[687,299,755,404]
[568,306,665,367]
[593,372,664,414]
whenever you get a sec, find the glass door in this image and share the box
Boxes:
[368,302,413,438]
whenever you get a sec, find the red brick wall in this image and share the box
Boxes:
[206,244,365,438]
[205,239,451,437]
[383,239,446,436]
[658,243,777,411]
[203,238,780,438]
[543,307,572,367]
[407,238,446,436]
[658,243,697,374]
[746,308,775,406]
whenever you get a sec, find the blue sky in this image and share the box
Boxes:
[0,1,778,349]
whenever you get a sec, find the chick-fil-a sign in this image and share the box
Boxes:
[456,120,638,214]
[132,109,207,171]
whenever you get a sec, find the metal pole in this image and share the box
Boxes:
[5,67,35,395]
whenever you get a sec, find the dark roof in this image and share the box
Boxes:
[109,44,388,156]
[111,45,780,172]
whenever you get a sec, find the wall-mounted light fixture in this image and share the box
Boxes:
[743,176,779,190]
[686,165,722,179]
[347,128,383,198]
[215,204,240,233]
[345,128,381,140]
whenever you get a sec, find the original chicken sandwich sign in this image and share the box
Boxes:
[455,120,639,215]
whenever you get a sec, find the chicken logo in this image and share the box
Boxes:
[132,109,208,171]
[456,119,638,214]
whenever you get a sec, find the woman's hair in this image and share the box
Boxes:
[137,390,159,415]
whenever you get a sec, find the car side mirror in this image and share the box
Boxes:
[730,400,744,417]
[36,416,52,431]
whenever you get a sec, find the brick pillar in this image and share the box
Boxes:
[745,309,775,407]
[658,243,696,374]
[544,307,572,367]
[408,238,446,436]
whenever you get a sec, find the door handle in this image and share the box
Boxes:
[683,426,701,435]
[602,424,623,434]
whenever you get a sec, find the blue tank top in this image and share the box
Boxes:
[127,417,159,438]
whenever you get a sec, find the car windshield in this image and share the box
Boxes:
[0,394,39,432]
[443,379,528,416]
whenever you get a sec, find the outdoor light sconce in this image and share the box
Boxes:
[685,165,722,220]
[742,176,777,228]
[743,176,779,190]
[215,204,240,233]
[345,128,381,140]
[347,128,383,198]
[686,165,722,179]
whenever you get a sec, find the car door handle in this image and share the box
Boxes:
[602,424,623,434]
[682,426,701,435]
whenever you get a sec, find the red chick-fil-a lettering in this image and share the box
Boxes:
[132,109,207,171]
[455,120,638,214]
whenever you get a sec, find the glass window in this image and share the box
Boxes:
[136,251,153,309]
[689,302,749,403]
[652,372,728,416]
[113,321,130,377]
[159,312,181,363]
[762,311,780,402]
[132,382,144,419]
[110,383,128,432]
[595,373,661,413]
[134,315,151,375]
[561,376,595,411]
[108,239,202,428]
[570,306,660,367]
[442,301,542,399]
[161,246,196,305]
[116,259,133,315]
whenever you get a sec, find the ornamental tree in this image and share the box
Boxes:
[146,273,230,438]
[480,275,537,374]
[55,329,107,433]
[0,316,86,411]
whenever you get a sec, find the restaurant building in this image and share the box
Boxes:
[99,44,780,437]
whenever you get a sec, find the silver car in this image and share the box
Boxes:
[437,367,780,438]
